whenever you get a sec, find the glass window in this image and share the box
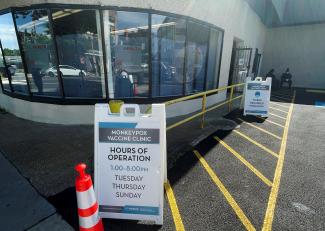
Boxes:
[52,9,106,98]
[0,12,28,94]
[151,14,186,97]
[206,28,222,90]
[106,11,149,98]
[0,43,11,91]
[15,9,61,97]
[185,21,209,94]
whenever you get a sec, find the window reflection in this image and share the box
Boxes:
[107,11,149,98]
[151,14,186,97]
[185,21,209,94]
[0,13,28,94]
[0,44,11,91]
[15,9,61,97]
[206,28,222,90]
[0,8,224,101]
[52,9,106,98]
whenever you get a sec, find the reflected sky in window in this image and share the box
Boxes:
[0,13,19,50]
[15,10,50,35]
[116,11,148,30]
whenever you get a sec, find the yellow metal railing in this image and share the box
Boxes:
[164,83,245,131]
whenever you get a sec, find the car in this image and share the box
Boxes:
[41,65,87,78]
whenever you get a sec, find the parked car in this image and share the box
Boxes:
[41,65,87,78]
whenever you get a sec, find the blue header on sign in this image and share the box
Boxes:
[99,122,137,128]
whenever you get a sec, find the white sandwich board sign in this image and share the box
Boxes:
[244,77,272,117]
[94,104,166,225]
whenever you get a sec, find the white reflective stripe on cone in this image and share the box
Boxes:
[76,186,97,209]
[79,211,101,229]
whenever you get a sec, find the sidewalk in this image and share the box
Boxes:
[0,151,73,231]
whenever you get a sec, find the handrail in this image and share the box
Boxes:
[143,82,245,130]
[165,83,245,131]
[165,83,245,106]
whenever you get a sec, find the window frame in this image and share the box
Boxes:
[0,3,224,105]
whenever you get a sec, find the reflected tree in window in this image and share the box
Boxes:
[15,9,61,97]
[0,12,28,94]
[0,42,11,91]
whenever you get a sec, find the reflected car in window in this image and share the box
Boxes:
[41,65,87,78]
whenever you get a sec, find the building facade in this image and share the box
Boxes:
[0,0,266,124]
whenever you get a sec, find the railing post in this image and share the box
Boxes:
[201,94,207,129]
[228,86,234,112]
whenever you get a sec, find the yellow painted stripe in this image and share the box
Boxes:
[214,136,273,187]
[164,181,185,231]
[270,102,289,109]
[237,118,282,140]
[269,106,288,114]
[269,113,286,120]
[305,89,325,94]
[193,150,256,231]
[255,116,285,128]
[262,90,296,231]
[233,130,279,158]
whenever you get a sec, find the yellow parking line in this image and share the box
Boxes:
[262,90,296,231]
[165,181,185,231]
[233,130,279,158]
[269,106,288,114]
[237,118,282,140]
[254,116,285,128]
[270,102,289,109]
[214,136,273,187]
[269,113,286,120]
[193,150,256,231]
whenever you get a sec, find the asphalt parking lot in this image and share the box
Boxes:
[161,88,325,231]
[0,88,324,230]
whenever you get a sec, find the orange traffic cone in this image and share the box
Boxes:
[75,163,104,231]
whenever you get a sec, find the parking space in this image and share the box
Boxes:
[163,88,325,231]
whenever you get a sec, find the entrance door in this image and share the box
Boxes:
[228,47,252,87]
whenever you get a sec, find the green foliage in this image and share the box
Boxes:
[3,48,20,56]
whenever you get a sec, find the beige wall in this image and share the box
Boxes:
[261,23,325,88]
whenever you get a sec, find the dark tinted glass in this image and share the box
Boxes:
[107,11,149,98]
[185,21,209,94]
[52,9,106,98]
[15,9,61,97]
[151,14,186,97]
[0,13,28,94]
[206,28,222,90]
